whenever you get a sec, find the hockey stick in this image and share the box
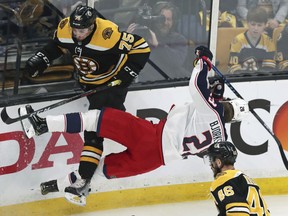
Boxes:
[1,79,121,124]
[212,65,288,170]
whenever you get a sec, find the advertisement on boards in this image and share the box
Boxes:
[0,79,287,206]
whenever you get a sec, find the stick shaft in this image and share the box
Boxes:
[1,80,121,124]
[212,65,288,170]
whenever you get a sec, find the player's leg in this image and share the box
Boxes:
[64,87,127,205]
[99,108,166,178]
[64,132,102,205]
[19,105,100,137]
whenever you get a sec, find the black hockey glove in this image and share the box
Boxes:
[115,65,139,87]
[209,76,224,100]
[193,46,213,70]
[25,51,50,77]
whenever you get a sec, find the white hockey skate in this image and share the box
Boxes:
[64,179,91,207]
[18,105,36,138]
[18,105,48,138]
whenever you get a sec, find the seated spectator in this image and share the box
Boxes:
[276,24,288,70]
[237,0,288,33]
[218,0,239,28]
[127,1,190,82]
[228,7,276,74]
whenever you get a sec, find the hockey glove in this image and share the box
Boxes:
[193,46,213,70]
[209,76,224,100]
[25,51,50,77]
[115,65,139,87]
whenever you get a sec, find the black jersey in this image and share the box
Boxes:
[41,17,150,85]
[276,29,288,70]
[228,31,276,73]
[210,170,270,216]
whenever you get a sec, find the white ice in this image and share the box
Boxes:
[72,194,288,216]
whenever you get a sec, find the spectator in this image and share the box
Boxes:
[276,24,288,70]
[228,7,276,73]
[127,1,190,82]
[237,0,288,31]
[204,141,271,215]
[218,0,239,28]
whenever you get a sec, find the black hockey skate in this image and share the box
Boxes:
[40,180,59,195]
[18,105,48,138]
[64,179,91,206]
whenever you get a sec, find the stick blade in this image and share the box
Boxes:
[1,107,13,124]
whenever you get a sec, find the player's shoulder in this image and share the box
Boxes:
[210,170,243,191]
[58,17,70,28]
[55,17,72,40]
[87,18,122,49]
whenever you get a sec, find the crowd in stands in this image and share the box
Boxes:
[1,0,287,91]
[216,0,288,73]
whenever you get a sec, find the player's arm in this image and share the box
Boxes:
[25,30,64,77]
[115,32,150,86]
[189,46,216,108]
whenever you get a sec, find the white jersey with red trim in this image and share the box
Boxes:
[162,59,227,164]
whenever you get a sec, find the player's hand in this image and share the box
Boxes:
[115,65,138,87]
[209,76,224,100]
[194,46,213,70]
[25,52,50,77]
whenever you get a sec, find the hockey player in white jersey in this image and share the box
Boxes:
[19,46,249,206]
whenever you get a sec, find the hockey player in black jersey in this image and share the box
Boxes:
[205,141,270,216]
[24,5,150,205]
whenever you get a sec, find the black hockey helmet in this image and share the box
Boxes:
[70,5,97,29]
[206,141,238,165]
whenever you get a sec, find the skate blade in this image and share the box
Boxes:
[65,192,86,207]
[18,107,36,139]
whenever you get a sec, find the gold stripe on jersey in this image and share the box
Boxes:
[228,64,242,74]
[279,60,288,70]
[226,202,250,215]
[132,38,148,48]
[262,59,277,68]
[79,54,128,85]
[129,46,151,55]
[83,146,103,154]
[80,146,103,165]
[80,156,100,164]
[210,170,242,191]
[128,38,150,54]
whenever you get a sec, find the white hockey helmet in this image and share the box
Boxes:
[227,98,250,122]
